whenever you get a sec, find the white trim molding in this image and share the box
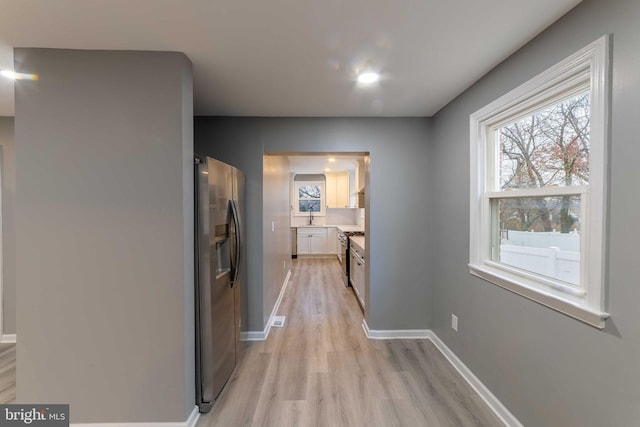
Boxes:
[361,319,429,339]
[240,329,268,342]
[360,324,522,426]
[240,327,269,341]
[293,179,326,217]
[426,332,523,427]
[469,35,611,328]
[184,407,200,427]
[240,269,291,342]
[0,334,16,343]
[71,405,200,427]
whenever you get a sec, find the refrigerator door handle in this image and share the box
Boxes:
[230,199,242,288]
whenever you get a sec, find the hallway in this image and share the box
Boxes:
[197,258,502,426]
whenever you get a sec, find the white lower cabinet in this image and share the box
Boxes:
[350,244,365,310]
[350,248,357,287]
[297,227,328,255]
[309,233,327,254]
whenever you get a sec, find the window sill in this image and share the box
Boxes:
[469,264,609,329]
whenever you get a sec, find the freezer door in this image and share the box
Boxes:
[232,169,245,360]
[196,157,237,412]
[207,158,236,403]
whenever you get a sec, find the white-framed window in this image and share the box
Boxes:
[469,35,610,328]
[294,180,326,216]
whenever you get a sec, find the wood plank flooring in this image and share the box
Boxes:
[0,343,16,404]
[0,258,502,425]
[197,258,502,427]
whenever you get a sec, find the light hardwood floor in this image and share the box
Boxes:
[0,259,502,425]
[197,258,502,427]
[0,342,16,404]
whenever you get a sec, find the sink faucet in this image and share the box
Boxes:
[308,209,314,225]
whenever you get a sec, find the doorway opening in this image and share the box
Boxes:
[262,151,370,323]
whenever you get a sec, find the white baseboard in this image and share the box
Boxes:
[0,334,16,343]
[240,330,267,341]
[240,269,291,342]
[425,331,523,427]
[361,319,430,339]
[185,406,200,427]
[71,405,200,427]
[360,321,521,427]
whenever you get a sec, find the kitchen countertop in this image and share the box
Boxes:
[337,225,365,233]
[349,236,365,253]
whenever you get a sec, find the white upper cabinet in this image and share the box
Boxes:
[355,159,365,192]
[336,173,349,207]
[325,173,337,208]
[325,172,350,208]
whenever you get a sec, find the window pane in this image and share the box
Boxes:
[492,196,581,286]
[298,185,321,199]
[299,200,321,212]
[497,92,590,190]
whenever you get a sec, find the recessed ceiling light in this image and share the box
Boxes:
[1,69,38,81]
[328,158,336,162]
[1,70,16,80]
[357,71,380,86]
[324,168,331,172]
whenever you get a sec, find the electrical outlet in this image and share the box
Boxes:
[272,220,275,232]
[451,314,458,331]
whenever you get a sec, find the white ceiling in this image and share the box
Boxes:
[0,0,580,117]
[288,154,363,175]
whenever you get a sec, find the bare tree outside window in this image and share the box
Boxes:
[298,184,322,212]
[497,92,590,233]
[298,185,321,199]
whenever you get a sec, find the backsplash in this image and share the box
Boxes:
[290,208,364,226]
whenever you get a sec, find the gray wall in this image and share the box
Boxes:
[194,118,265,331]
[196,117,432,331]
[263,155,291,326]
[429,0,640,425]
[14,49,195,423]
[0,117,15,335]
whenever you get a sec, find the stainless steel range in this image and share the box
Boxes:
[340,230,364,287]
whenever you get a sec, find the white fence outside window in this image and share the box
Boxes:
[500,231,580,285]
[504,230,580,252]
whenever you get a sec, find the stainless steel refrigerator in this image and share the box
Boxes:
[194,156,245,413]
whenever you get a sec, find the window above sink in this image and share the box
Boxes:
[294,180,325,217]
